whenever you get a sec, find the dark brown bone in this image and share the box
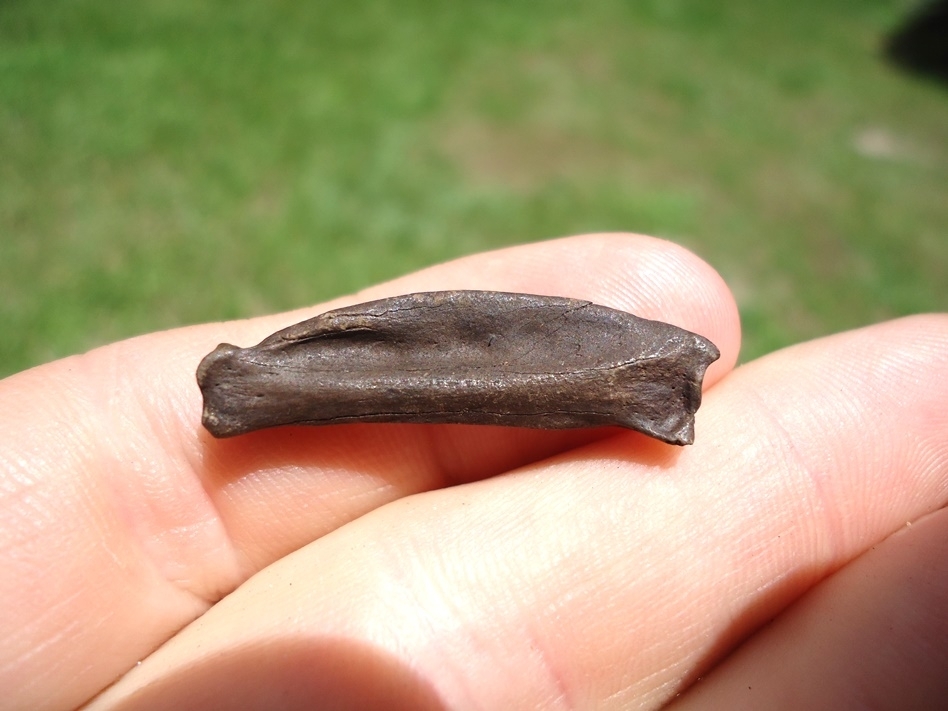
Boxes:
[196,291,719,445]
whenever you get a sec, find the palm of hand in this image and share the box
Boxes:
[2,235,946,711]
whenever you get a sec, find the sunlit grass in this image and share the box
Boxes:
[2,0,946,376]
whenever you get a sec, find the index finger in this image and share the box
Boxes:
[0,233,739,711]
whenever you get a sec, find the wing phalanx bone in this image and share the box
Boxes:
[197,291,720,445]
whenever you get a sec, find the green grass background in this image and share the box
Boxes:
[2,0,946,377]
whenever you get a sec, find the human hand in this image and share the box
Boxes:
[1,234,945,710]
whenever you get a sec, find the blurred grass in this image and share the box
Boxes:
[1,0,946,377]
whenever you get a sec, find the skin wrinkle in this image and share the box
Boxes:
[521,619,576,711]
[379,533,485,707]
[606,245,711,324]
[388,485,564,709]
[805,322,948,544]
[707,391,844,612]
[208,456,318,573]
[12,584,85,668]
[736,378,848,567]
[0,464,61,550]
[862,333,948,515]
[594,392,826,706]
[84,341,243,606]
[488,519,578,709]
[516,469,666,706]
[176,453,248,595]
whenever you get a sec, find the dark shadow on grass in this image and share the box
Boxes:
[885,0,948,86]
